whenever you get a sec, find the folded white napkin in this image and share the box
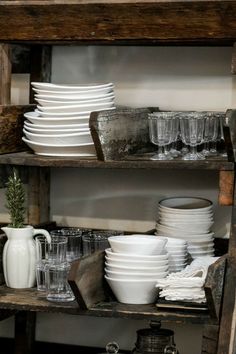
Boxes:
[156,256,219,303]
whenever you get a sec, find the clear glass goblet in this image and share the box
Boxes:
[148,112,176,160]
[179,112,206,160]
[201,112,219,157]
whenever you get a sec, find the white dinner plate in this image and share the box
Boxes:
[24,111,90,125]
[34,92,115,102]
[35,106,116,117]
[24,120,89,130]
[36,101,115,113]
[22,137,96,157]
[31,82,114,91]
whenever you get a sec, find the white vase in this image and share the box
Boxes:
[1,225,51,289]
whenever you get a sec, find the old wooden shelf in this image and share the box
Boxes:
[1,1,236,45]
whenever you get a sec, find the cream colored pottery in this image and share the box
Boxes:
[1,226,51,289]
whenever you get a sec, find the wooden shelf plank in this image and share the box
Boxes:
[0,1,236,44]
[0,285,214,324]
[0,151,233,170]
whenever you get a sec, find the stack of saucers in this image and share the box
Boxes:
[22,82,115,157]
[104,235,169,304]
[164,237,188,272]
[156,197,215,259]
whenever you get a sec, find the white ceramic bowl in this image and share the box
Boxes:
[23,129,93,145]
[159,197,213,213]
[105,256,169,268]
[188,242,214,252]
[24,124,89,134]
[37,101,115,113]
[108,235,167,255]
[22,137,96,157]
[105,262,169,273]
[105,248,168,261]
[34,91,115,102]
[156,223,211,235]
[105,276,159,304]
[105,269,168,280]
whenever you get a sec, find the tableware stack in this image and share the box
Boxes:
[156,197,215,259]
[165,237,188,272]
[22,82,115,156]
[104,235,169,304]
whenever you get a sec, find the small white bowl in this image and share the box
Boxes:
[105,276,159,304]
[159,197,213,213]
[105,269,168,280]
[23,129,93,145]
[105,262,169,273]
[108,235,167,255]
[105,256,169,268]
[105,248,168,261]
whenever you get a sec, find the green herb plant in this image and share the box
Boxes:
[5,169,26,228]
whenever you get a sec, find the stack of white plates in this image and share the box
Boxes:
[156,197,215,259]
[164,237,188,272]
[104,235,169,304]
[22,82,115,157]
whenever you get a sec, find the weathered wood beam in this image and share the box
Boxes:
[218,170,234,206]
[27,166,50,225]
[0,43,11,105]
[29,45,52,103]
[1,1,236,44]
[202,325,219,354]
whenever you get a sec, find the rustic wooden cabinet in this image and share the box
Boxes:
[0,1,236,354]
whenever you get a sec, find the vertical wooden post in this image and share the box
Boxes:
[14,311,36,354]
[27,166,50,226]
[0,43,11,105]
[29,45,52,103]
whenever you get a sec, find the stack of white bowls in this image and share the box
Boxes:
[22,82,115,157]
[156,197,215,259]
[165,237,188,272]
[105,235,169,304]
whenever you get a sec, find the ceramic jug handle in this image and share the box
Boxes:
[164,345,178,354]
[33,229,51,244]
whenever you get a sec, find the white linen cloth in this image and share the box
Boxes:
[156,256,219,303]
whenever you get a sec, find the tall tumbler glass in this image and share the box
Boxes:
[179,112,206,160]
[50,228,82,262]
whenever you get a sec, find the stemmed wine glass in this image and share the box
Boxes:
[179,112,206,160]
[148,112,177,160]
[209,112,226,156]
[201,112,220,157]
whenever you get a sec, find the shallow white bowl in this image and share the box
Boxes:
[34,91,115,102]
[24,111,90,125]
[105,269,168,280]
[105,276,159,304]
[105,262,169,273]
[24,125,89,134]
[156,223,211,235]
[188,242,214,252]
[37,101,115,113]
[35,106,116,118]
[108,235,167,255]
[31,81,114,91]
[24,121,89,130]
[159,197,213,213]
[105,256,169,268]
[22,137,96,157]
[23,129,93,145]
[105,248,168,261]
[35,94,115,107]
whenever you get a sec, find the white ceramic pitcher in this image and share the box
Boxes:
[2,225,51,289]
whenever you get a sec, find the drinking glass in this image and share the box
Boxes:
[50,228,82,262]
[82,230,122,256]
[179,112,206,160]
[35,235,68,291]
[148,112,176,160]
[209,113,226,156]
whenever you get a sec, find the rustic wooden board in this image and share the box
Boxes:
[1,1,236,44]
[68,251,108,309]
[218,171,234,206]
[90,107,156,161]
[0,44,11,105]
[0,105,33,154]
[204,256,227,321]
[202,325,219,354]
